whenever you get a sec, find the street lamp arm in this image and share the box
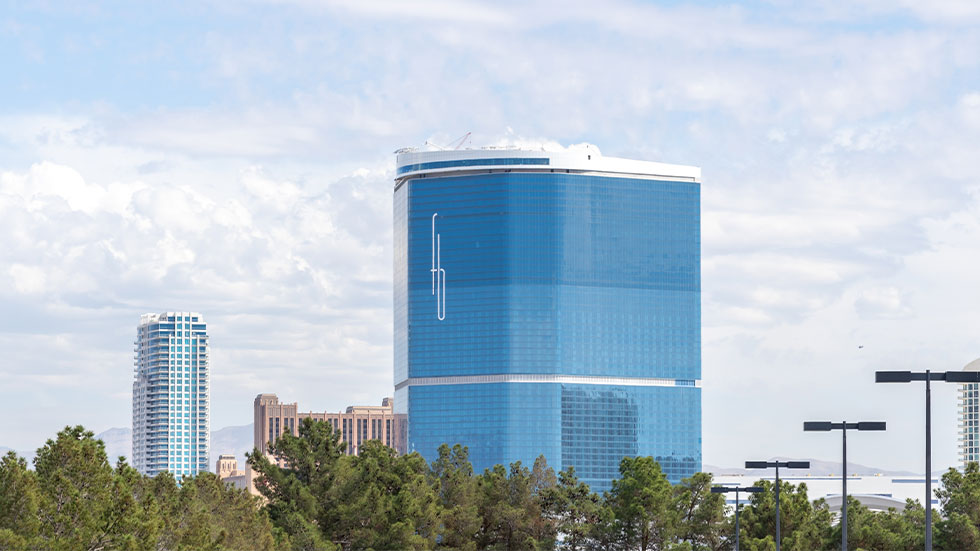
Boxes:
[711,485,763,494]
[745,460,811,469]
[945,372,980,383]
[856,421,886,431]
[713,484,764,551]
[803,419,887,551]
[876,371,913,383]
[803,421,833,431]
[871,367,973,550]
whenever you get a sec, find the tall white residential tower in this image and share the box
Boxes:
[960,358,980,468]
[132,312,210,477]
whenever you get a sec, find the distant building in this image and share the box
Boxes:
[959,358,980,468]
[215,454,239,478]
[393,146,702,491]
[712,473,938,512]
[254,394,405,463]
[132,312,210,477]
[215,454,258,495]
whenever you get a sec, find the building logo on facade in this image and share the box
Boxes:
[431,213,446,320]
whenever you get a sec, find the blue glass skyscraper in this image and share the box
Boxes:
[393,145,700,490]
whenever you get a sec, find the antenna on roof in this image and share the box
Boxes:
[450,132,472,150]
[425,132,472,151]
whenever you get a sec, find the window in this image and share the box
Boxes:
[342,419,350,453]
[357,419,365,448]
[396,156,549,175]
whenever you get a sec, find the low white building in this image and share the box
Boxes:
[711,473,939,513]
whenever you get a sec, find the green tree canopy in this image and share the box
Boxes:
[431,443,481,550]
[540,466,601,551]
[672,472,725,551]
[936,462,980,550]
[736,479,832,551]
[0,451,41,548]
[607,456,676,551]
[18,422,980,551]
[0,425,282,551]
[476,456,556,551]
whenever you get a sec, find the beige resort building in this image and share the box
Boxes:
[217,394,406,493]
[254,393,406,464]
[215,454,258,495]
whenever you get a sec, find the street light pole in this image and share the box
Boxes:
[737,488,742,551]
[803,421,886,551]
[775,463,780,547]
[711,485,762,551]
[745,460,810,551]
[842,423,847,548]
[876,368,980,551]
[926,370,932,551]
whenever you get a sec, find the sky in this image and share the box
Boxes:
[1,0,979,474]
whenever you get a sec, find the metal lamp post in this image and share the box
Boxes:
[711,485,762,551]
[745,460,810,551]
[803,421,886,551]
[876,369,980,551]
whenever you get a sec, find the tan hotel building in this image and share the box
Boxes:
[254,394,406,461]
[215,454,258,495]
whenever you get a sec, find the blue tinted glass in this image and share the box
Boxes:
[396,157,549,175]
[394,171,700,489]
[407,382,700,491]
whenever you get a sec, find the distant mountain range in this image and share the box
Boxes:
[0,446,22,458]
[209,424,255,468]
[1,424,256,471]
[704,457,928,477]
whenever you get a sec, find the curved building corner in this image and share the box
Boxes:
[393,145,701,491]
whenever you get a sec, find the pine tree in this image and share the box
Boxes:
[0,451,41,547]
[432,443,481,550]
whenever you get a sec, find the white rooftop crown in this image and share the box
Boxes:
[394,143,700,182]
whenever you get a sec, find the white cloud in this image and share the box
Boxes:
[259,0,514,25]
[8,264,47,294]
[2,0,980,474]
[0,152,396,444]
[854,286,914,319]
[857,0,980,23]
[959,92,980,128]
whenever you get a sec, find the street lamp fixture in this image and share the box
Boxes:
[804,421,886,551]
[744,460,810,551]
[711,485,762,551]
[876,369,980,551]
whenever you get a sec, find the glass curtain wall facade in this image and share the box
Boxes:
[960,358,980,468]
[132,311,210,477]
[962,383,979,467]
[393,148,701,491]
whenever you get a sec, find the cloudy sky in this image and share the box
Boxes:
[2,0,979,473]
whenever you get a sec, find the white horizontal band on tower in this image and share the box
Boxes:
[394,146,701,182]
[394,374,701,391]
